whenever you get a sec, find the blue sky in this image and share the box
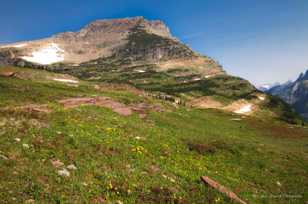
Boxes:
[1,0,308,85]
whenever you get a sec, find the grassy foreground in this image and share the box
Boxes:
[0,67,307,204]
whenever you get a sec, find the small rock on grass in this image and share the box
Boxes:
[25,199,35,203]
[22,143,30,149]
[67,164,77,170]
[58,169,70,177]
[230,118,241,121]
[14,138,21,142]
[51,159,64,168]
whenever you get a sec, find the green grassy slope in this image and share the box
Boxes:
[51,62,302,124]
[0,67,307,203]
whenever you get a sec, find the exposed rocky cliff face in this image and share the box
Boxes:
[267,70,308,119]
[50,16,174,63]
[0,16,224,77]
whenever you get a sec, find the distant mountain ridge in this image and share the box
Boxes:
[257,83,278,92]
[267,70,308,119]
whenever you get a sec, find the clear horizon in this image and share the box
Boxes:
[1,0,307,85]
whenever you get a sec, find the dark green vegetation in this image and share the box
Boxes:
[49,61,302,124]
[118,27,195,61]
[0,66,308,203]
[56,63,255,100]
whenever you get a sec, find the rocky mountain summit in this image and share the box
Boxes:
[267,70,308,119]
[0,17,223,77]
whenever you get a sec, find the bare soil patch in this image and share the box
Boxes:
[189,97,257,115]
[58,97,133,116]
[189,96,223,109]
[58,96,163,117]
[224,100,255,115]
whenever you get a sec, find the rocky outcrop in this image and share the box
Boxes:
[0,17,224,77]
[267,70,308,119]
[0,17,174,64]
[70,16,172,39]
[115,26,195,62]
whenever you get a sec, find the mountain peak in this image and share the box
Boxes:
[303,69,308,80]
[57,16,172,39]
[296,69,308,82]
[0,16,224,78]
[267,69,308,119]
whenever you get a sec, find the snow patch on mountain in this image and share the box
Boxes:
[13,43,28,48]
[53,78,79,84]
[1,43,28,49]
[135,69,146,73]
[259,84,271,90]
[234,104,253,114]
[257,83,277,92]
[21,43,64,65]
[258,96,265,101]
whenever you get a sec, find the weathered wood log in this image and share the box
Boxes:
[201,176,248,204]
[0,71,15,77]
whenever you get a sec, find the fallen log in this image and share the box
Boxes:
[201,176,248,204]
[0,71,15,77]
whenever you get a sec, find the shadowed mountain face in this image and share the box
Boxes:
[267,70,308,119]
